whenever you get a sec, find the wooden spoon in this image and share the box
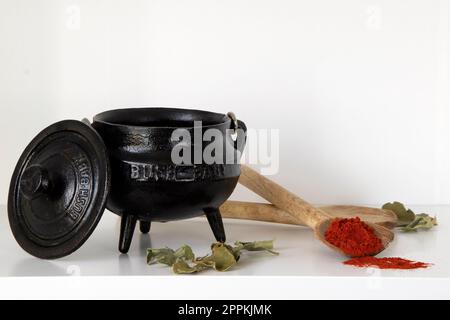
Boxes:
[237,165,394,257]
[220,201,398,229]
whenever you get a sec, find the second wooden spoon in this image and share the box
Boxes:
[220,201,398,229]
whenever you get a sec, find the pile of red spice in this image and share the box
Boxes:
[344,257,431,269]
[324,217,431,270]
[324,217,383,257]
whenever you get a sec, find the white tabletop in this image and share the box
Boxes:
[1,204,449,299]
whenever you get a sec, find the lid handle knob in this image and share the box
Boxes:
[20,165,51,199]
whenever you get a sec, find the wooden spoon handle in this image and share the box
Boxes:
[220,200,303,225]
[239,165,329,228]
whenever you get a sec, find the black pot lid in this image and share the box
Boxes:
[8,120,110,259]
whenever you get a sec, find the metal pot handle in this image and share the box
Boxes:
[81,118,91,125]
[227,112,247,155]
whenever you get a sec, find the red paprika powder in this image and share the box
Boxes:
[344,256,431,269]
[324,217,383,257]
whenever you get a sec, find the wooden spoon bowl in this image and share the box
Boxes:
[237,165,395,257]
[315,218,395,257]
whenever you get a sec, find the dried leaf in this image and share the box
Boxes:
[382,202,438,232]
[174,244,195,261]
[147,244,195,266]
[209,243,238,272]
[382,201,416,226]
[193,257,216,269]
[172,259,207,274]
[234,240,279,255]
[401,214,438,232]
[147,240,278,274]
[190,244,238,272]
[146,248,176,266]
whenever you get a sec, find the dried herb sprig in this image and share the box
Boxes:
[382,201,437,232]
[147,240,278,274]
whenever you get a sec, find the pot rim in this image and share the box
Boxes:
[93,107,231,130]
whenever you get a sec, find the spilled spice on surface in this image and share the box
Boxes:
[323,209,434,270]
[344,257,431,270]
[325,217,383,257]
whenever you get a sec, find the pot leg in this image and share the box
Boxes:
[140,221,151,234]
[119,214,137,254]
[204,208,226,243]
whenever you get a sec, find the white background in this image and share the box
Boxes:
[1,0,449,206]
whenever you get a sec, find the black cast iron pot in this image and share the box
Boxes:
[8,107,247,259]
